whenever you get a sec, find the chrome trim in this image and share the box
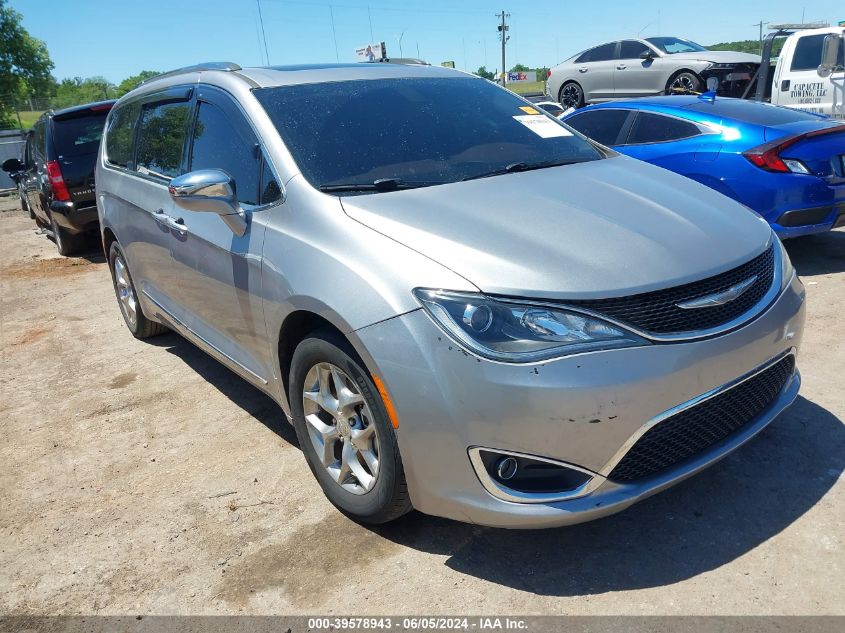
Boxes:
[596,348,797,478]
[141,290,268,385]
[468,446,605,504]
[676,274,758,309]
[496,239,782,343]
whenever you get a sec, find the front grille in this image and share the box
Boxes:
[608,355,795,483]
[565,245,775,335]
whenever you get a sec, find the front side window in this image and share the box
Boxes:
[791,34,844,71]
[565,109,631,146]
[626,112,701,144]
[254,76,603,194]
[189,101,260,205]
[135,101,191,179]
[106,102,141,168]
[619,40,653,60]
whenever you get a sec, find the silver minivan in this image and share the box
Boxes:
[96,62,805,528]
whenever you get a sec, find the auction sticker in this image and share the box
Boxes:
[513,114,572,138]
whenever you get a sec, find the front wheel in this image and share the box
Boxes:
[666,71,703,95]
[289,331,411,524]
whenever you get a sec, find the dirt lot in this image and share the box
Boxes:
[0,196,843,616]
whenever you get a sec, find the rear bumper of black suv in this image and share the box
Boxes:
[50,201,99,235]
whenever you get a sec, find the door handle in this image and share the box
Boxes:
[616,64,627,70]
[578,67,588,73]
[166,216,187,235]
[151,208,169,227]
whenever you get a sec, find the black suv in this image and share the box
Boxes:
[2,100,114,255]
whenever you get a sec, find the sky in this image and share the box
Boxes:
[11,0,845,83]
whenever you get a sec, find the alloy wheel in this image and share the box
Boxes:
[560,83,582,108]
[302,362,380,495]
[670,73,698,94]
[113,255,138,328]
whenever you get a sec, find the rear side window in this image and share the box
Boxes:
[565,109,630,145]
[790,34,844,71]
[105,102,140,168]
[53,112,109,158]
[135,101,191,179]
[576,43,617,63]
[627,112,700,144]
[189,101,260,205]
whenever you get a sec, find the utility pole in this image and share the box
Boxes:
[496,10,510,86]
[754,20,765,54]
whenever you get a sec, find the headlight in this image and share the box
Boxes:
[774,233,794,288]
[414,289,648,363]
[704,63,738,71]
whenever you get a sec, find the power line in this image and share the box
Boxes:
[329,5,340,62]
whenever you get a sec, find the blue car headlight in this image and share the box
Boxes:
[414,289,649,363]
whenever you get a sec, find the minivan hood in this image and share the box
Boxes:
[666,50,761,64]
[341,156,772,299]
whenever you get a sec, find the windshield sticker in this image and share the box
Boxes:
[512,115,573,138]
[519,105,540,114]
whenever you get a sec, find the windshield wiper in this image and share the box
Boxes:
[461,159,579,182]
[318,178,441,193]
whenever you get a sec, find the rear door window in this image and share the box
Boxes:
[189,101,261,205]
[576,43,617,63]
[626,112,701,144]
[52,112,110,158]
[135,101,191,179]
[565,109,631,145]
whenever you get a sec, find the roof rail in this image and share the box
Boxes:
[768,21,829,30]
[138,62,242,87]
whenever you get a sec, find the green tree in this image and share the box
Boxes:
[474,66,495,80]
[53,76,117,109]
[116,70,160,96]
[509,63,530,72]
[0,0,54,127]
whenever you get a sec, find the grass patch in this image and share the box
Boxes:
[17,111,44,130]
[508,81,546,96]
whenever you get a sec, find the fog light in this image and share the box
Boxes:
[469,447,599,503]
[495,456,518,480]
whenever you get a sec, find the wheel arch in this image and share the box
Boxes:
[558,79,584,105]
[665,68,704,93]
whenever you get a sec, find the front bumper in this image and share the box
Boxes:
[50,200,99,234]
[356,273,806,528]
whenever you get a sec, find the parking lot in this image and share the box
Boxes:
[0,195,843,615]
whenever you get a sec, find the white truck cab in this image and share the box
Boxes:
[769,25,845,120]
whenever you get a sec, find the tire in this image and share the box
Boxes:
[50,213,83,256]
[666,70,703,95]
[558,81,585,109]
[18,186,33,219]
[289,330,412,524]
[108,242,167,339]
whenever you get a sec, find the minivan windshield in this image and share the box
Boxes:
[646,37,708,54]
[254,76,603,193]
[53,111,110,158]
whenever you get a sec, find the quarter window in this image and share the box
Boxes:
[565,109,630,146]
[135,101,191,179]
[189,101,260,205]
[626,112,700,144]
[106,102,140,168]
[260,154,282,205]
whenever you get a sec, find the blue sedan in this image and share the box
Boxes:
[563,95,845,238]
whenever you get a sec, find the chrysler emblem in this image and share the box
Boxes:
[676,275,758,310]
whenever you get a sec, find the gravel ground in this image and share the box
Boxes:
[0,195,843,615]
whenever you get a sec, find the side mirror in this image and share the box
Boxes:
[2,158,24,173]
[639,50,654,60]
[168,169,247,236]
[817,33,843,78]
